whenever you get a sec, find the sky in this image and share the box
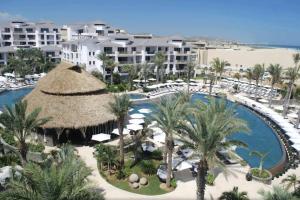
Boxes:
[1,0,300,45]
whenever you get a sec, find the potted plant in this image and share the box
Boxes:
[249,151,272,184]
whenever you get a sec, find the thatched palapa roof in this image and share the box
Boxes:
[24,62,116,129]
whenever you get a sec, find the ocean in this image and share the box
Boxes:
[248,44,300,51]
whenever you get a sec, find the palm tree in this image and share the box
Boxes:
[180,98,249,200]
[283,67,300,117]
[0,145,104,200]
[123,64,137,91]
[154,52,166,83]
[245,69,253,84]
[267,64,282,108]
[219,187,249,200]
[282,174,299,192]
[0,100,50,165]
[249,150,269,176]
[259,186,297,200]
[211,57,228,83]
[108,94,132,169]
[208,69,216,96]
[139,62,153,87]
[151,96,188,188]
[97,52,116,84]
[252,64,265,101]
[185,61,195,93]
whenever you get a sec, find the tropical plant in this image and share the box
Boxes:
[219,187,249,200]
[0,100,50,165]
[151,95,188,187]
[211,57,228,83]
[267,64,282,108]
[185,61,195,93]
[95,144,118,173]
[249,150,269,177]
[0,145,104,200]
[245,69,253,84]
[154,52,166,83]
[283,67,300,117]
[259,186,297,200]
[252,64,265,101]
[108,94,132,169]
[281,174,300,192]
[207,70,216,96]
[138,62,153,87]
[233,72,241,81]
[97,52,116,84]
[179,98,249,200]
[123,64,138,91]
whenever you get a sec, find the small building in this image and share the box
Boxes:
[24,62,116,146]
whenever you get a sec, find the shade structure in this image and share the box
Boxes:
[129,118,145,124]
[24,62,116,129]
[112,128,130,135]
[127,124,143,131]
[176,79,183,82]
[130,113,145,119]
[91,133,111,142]
[148,78,156,81]
[138,108,152,114]
[166,80,174,83]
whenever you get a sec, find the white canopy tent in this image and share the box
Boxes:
[138,108,152,114]
[128,118,145,124]
[127,124,143,131]
[130,113,145,119]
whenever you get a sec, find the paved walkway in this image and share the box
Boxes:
[76,146,300,200]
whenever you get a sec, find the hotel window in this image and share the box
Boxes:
[4,28,10,32]
[93,61,95,65]
[93,52,95,56]
[89,52,91,56]
[132,47,136,51]
[89,61,92,65]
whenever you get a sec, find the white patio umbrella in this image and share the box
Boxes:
[153,132,165,143]
[127,124,143,131]
[129,118,145,124]
[130,113,145,119]
[112,128,130,135]
[148,78,156,81]
[258,99,268,103]
[166,80,174,83]
[176,161,193,171]
[138,108,152,114]
[176,79,184,82]
[288,112,298,119]
[91,133,111,142]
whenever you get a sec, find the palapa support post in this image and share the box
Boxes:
[79,127,88,144]
[55,128,65,143]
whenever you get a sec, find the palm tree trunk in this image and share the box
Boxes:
[118,120,125,169]
[209,79,213,96]
[255,81,259,101]
[110,73,113,85]
[156,67,160,83]
[295,109,300,129]
[19,141,28,166]
[163,136,168,163]
[166,138,173,188]
[283,84,293,117]
[268,84,274,108]
[196,159,208,200]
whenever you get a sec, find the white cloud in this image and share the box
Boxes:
[0,11,25,22]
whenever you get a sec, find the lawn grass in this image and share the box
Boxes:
[99,152,173,195]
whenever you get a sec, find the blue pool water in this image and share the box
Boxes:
[0,88,33,111]
[129,93,283,169]
[128,93,146,100]
[0,89,283,169]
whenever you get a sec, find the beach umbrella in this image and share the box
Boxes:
[138,108,152,114]
[129,118,145,124]
[176,79,183,82]
[166,80,174,83]
[91,133,111,142]
[127,124,143,131]
[133,79,141,83]
[130,113,145,119]
[153,132,165,143]
[112,128,130,135]
[148,78,156,81]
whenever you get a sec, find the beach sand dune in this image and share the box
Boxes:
[207,46,299,69]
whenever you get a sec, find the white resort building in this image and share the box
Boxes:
[62,33,197,77]
[0,20,62,65]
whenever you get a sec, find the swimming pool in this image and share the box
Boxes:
[0,88,284,169]
[129,93,284,169]
[128,93,147,100]
[0,87,33,111]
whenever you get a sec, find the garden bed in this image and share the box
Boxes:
[250,168,272,184]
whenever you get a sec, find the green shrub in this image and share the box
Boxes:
[151,149,163,160]
[28,143,45,153]
[170,178,177,188]
[0,153,20,167]
[1,130,16,146]
[116,168,131,180]
[139,160,156,175]
[250,168,271,179]
[206,173,215,185]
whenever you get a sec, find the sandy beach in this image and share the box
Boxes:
[207,46,299,69]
